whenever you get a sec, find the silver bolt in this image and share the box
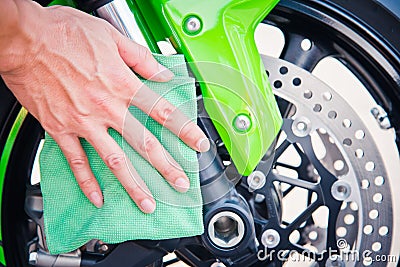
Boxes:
[255,193,266,203]
[185,17,201,33]
[234,114,251,132]
[29,252,38,265]
[99,244,109,253]
[292,117,311,137]
[296,121,307,131]
[261,229,281,248]
[331,180,351,201]
[247,170,266,191]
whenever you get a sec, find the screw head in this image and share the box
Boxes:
[292,117,312,137]
[185,17,201,33]
[234,114,252,132]
[296,121,307,131]
[331,180,351,201]
[99,244,109,253]
[247,170,266,191]
[261,229,281,248]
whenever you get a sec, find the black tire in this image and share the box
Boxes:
[0,0,399,266]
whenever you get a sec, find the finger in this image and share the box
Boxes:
[112,31,174,82]
[118,113,190,193]
[87,131,156,213]
[130,84,210,152]
[54,135,103,208]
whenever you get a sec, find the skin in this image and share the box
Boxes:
[0,0,210,213]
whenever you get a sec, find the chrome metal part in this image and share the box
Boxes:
[96,0,148,48]
[247,170,266,191]
[234,114,252,132]
[184,16,201,33]
[29,252,38,265]
[331,180,352,201]
[99,244,109,253]
[28,250,81,267]
[207,211,245,248]
[292,116,312,137]
[261,229,280,248]
[254,193,265,203]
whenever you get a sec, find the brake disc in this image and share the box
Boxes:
[258,55,399,266]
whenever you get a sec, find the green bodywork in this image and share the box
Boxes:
[135,0,282,175]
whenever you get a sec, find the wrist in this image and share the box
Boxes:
[0,0,43,75]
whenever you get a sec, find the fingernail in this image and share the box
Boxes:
[175,177,190,193]
[140,198,156,213]
[157,63,174,81]
[197,138,210,152]
[90,192,103,208]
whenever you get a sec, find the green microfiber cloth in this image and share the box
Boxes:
[39,54,204,255]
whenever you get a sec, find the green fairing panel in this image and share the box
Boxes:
[144,0,283,175]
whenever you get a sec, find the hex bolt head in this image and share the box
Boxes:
[331,180,351,201]
[296,121,307,131]
[185,17,201,33]
[261,229,281,248]
[99,244,109,253]
[292,116,312,137]
[247,170,266,191]
[234,114,252,132]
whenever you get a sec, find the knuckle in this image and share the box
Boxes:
[140,134,158,153]
[73,113,89,126]
[160,163,178,178]
[137,45,152,61]
[93,95,111,108]
[68,157,88,171]
[104,153,125,171]
[77,177,94,190]
[153,100,175,123]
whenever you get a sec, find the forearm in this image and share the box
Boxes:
[0,0,41,74]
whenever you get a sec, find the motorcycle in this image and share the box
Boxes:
[0,0,399,266]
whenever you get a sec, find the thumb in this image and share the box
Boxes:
[113,32,174,82]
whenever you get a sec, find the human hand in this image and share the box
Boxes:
[0,2,209,213]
